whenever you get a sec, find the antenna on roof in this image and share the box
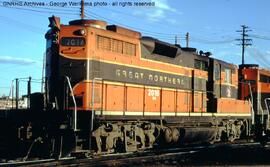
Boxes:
[185,32,189,48]
[80,0,85,19]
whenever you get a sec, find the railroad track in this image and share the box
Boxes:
[1,140,266,167]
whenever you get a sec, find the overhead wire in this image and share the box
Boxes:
[0,3,239,45]
[0,15,45,34]
[2,3,266,58]
[85,12,182,44]
[92,5,239,38]
[0,4,78,16]
[2,1,270,44]
[85,10,178,37]
[252,27,270,34]
[248,46,270,68]
[250,34,270,41]
[88,7,188,36]
[85,10,237,45]
[190,37,235,44]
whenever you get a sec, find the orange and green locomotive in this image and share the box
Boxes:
[44,16,259,154]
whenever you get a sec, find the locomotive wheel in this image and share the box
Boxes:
[164,128,173,143]
[172,128,180,143]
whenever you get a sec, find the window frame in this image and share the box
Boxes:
[224,68,232,84]
[214,64,221,81]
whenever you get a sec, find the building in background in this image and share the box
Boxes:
[0,96,28,109]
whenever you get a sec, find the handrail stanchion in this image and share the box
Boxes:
[248,82,255,125]
[264,98,270,130]
[65,76,77,131]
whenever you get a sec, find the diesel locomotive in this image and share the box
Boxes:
[0,15,270,160]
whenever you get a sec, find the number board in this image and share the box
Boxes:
[60,37,85,46]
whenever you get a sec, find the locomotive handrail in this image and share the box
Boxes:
[259,104,265,126]
[264,98,270,129]
[65,76,77,131]
[238,81,255,125]
[248,82,255,125]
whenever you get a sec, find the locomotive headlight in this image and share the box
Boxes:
[79,29,86,36]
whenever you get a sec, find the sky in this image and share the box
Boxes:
[0,0,270,96]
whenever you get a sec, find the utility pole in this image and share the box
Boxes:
[175,35,178,45]
[236,25,252,65]
[15,78,19,110]
[80,0,85,19]
[41,52,45,93]
[27,77,31,109]
[185,32,189,48]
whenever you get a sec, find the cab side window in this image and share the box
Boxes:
[225,68,232,84]
[214,64,220,81]
[194,59,208,71]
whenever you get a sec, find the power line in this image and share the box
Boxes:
[236,25,252,65]
[0,15,45,33]
[85,10,180,36]
[98,4,237,37]
[0,4,244,49]
[5,4,79,13]
[86,10,235,40]
[0,5,78,16]
[85,11,184,43]
[250,34,270,41]
[85,11,236,45]
[88,7,190,36]
[190,37,235,44]
[248,46,270,68]
[0,4,237,46]
[252,27,270,34]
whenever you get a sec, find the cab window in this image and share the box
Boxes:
[214,64,220,81]
[225,68,232,84]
